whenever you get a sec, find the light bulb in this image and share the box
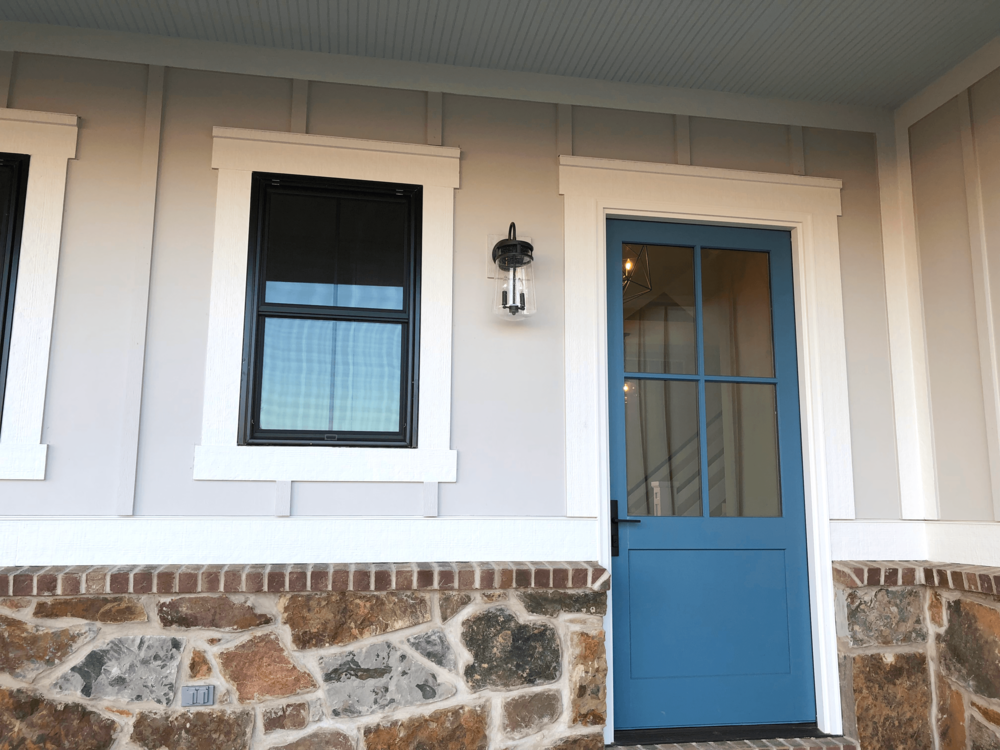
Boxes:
[625,260,633,271]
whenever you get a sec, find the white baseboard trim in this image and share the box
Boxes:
[0,516,598,566]
[831,519,1000,566]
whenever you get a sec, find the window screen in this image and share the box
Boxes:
[240,173,421,447]
[0,153,29,431]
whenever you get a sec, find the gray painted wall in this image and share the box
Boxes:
[0,51,903,519]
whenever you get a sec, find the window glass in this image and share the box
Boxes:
[242,173,420,446]
[0,154,29,433]
[264,193,407,310]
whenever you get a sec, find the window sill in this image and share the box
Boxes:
[0,444,48,480]
[193,445,456,482]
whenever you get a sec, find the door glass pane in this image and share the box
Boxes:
[702,248,774,377]
[625,378,702,516]
[264,192,407,310]
[259,318,402,432]
[706,382,781,517]
[623,244,696,374]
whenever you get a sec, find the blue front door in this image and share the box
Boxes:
[608,219,815,730]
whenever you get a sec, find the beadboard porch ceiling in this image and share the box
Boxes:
[1,0,999,109]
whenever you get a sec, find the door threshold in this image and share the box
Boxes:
[613,722,824,746]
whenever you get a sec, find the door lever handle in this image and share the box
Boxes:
[611,500,641,556]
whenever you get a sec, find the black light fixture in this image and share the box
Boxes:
[492,222,536,318]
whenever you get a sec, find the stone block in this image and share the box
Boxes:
[462,606,561,691]
[570,630,607,726]
[0,613,97,682]
[33,596,146,623]
[517,590,607,617]
[0,687,118,750]
[53,635,184,705]
[853,652,933,750]
[439,592,473,622]
[131,709,253,750]
[157,596,272,630]
[262,701,309,733]
[364,704,488,750]
[280,592,430,649]
[938,674,967,750]
[844,588,926,647]
[930,590,945,627]
[407,629,458,672]
[188,648,212,679]
[972,717,1000,750]
[502,689,562,739]
[974,700,1000,728]
[270,729,356,750]
[939,599,1000,699]
[547,732,605,750]
[319,640,455,717]
[217,633,316,702]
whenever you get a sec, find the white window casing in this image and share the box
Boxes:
[558,155,850,737]
[195,128,460,482]
[0,108,78,480]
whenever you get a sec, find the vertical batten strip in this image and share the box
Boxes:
[290,79,308,134]
[557,103,572,155]
[275,481,292,516]
[958,89,1000,520]
[114,65,165,516]
[789,125,806,175]
[0,52,12,108]
[426,91,443,146]
[675,114,691,165]
[422,481,438,517]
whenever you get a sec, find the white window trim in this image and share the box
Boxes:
[559,155,851,738]
[195,127,459,483]
[0,108,78,480]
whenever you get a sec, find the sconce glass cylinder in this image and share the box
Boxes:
[492,223,536,318]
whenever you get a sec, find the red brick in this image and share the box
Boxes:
[479,564,495,590]
[109,569,130,594]
[533,565,551,589]
[330,566,350,592]
[373,567,391,591]
[571,567,589,588]
[923,568,935,586]
[884,568,898,586]
[865,567,881,586]
[36,572,58,596]
[288,567,308,592]
[353,567,371,591]
[394,566,413,591]
[591,566,609,586]
[966,572,980,592]
[901,567,916,586]
[309,566,330,591]
[178,568,199,593]
[86,568,110,594]
[267,569,287,592]
[552,566,569,589]
[981,574,995,595]
[438,566,455,590]
[416,565,434,590]
[950,570,966,590]
[223,568,243,592]
[201,568,222,593]
[244,566,265,593]
[514,566,531,588]
[0,573,8,596]
[457,565,476,590]
[60,572,82,596]
[12,572,33,596]
[499,566,514,589]
[132,569,154,594]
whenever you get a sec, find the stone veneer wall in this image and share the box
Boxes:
[835,561,1000,750]
[0,562,608,750]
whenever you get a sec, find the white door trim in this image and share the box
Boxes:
[558,155,850,739]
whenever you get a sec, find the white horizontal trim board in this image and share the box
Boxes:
[0,20,890,133]
[831,519,1000,567]
[558,154,850,737]
[196,128,459,483]
[0,517,597,566]
[0,108,78,480]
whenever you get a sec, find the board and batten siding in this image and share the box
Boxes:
[0,51,900,520]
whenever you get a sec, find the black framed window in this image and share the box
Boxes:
[0,153,29,431]
[239,172,421,447]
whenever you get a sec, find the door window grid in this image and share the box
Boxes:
[622,243,781,518]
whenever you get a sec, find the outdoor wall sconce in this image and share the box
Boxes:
[492,222,536,318]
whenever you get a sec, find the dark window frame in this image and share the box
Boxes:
[238,171,421,448]
[0,153,30,432]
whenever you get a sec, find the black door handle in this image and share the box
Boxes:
[611,500,641,556]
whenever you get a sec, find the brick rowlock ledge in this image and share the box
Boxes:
[0,562,609,750]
